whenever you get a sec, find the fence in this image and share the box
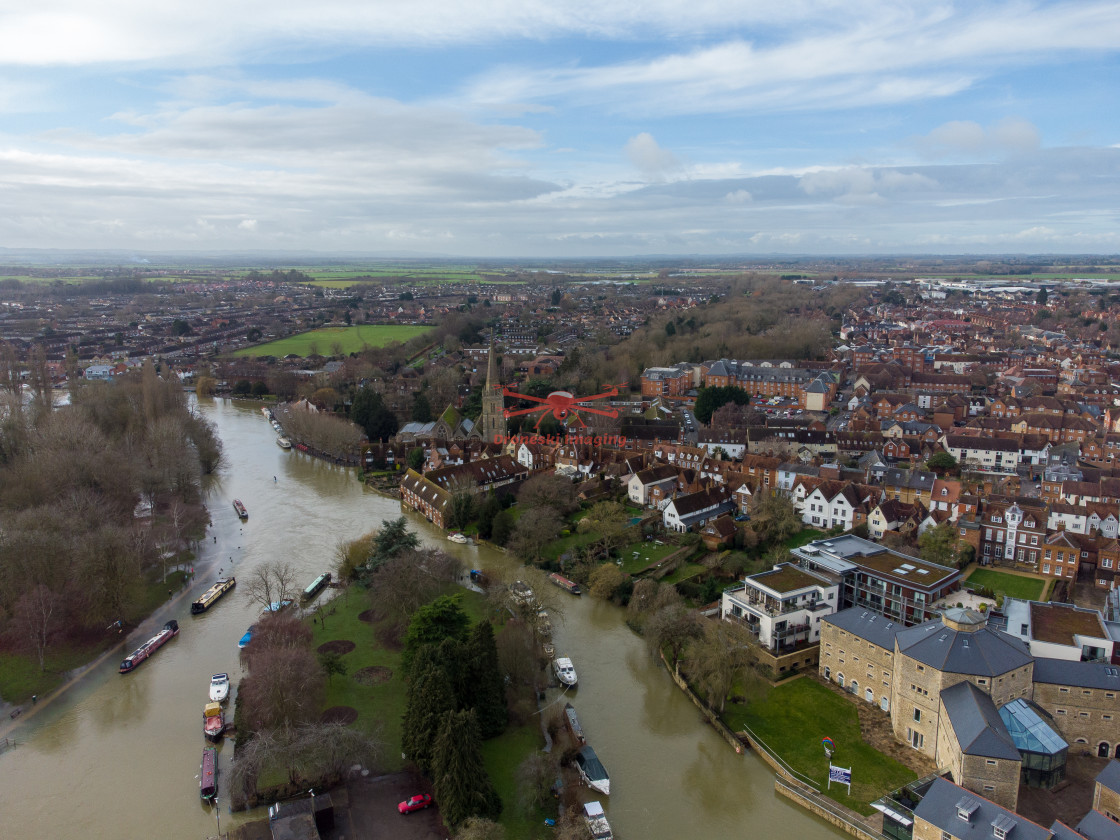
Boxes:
[774,777,885,840]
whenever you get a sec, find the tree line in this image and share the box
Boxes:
[0,363,222,676]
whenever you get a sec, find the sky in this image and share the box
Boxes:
[1,0,1119,258]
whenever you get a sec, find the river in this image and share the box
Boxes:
[0,397,843,839]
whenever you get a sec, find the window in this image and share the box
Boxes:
[914,708,922,722]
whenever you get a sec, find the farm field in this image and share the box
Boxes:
[233,325,433,357]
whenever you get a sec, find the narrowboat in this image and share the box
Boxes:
[190,577,236,614]
[204,702,224,742]
[549,573,581,595]
[301,573,331,602]
[119,621,179,674]
[232,499,248,519]
[564,702,586,745]
[200,747,217,801]
[575,745,610,796]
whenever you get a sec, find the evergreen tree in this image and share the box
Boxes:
[402,663,456,773]
[412,392,433,423]
[432,709,501,828]
[402,595,470,675]
[462,621,508,738]
[350,386,399,441]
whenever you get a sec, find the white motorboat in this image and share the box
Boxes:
[554,656,577,687]
[209,673,230,703]
[575,745,610,796]
[447,532,468,544]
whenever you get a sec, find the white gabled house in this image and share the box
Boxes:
[662,486,734,532]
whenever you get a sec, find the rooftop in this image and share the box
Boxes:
[1029,602,1109,647]
[749,564,831,595]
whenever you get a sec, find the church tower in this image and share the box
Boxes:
[480,341,507,442]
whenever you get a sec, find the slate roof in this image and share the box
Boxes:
[895,617,1033,677]
[1033,658,1120,691]
[1076,809,1120,840]
[912,777,1051,840]
[824,607,900,651]
[1049,821,1089,840]
[1096,760,1120,795]
[940,681,1021,761]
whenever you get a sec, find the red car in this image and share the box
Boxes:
[398,794,432,814]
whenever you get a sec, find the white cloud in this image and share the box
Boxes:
[913,117,1040,158]
[465,2,1120,116]
[238,219,257,230]
[624,133,680,179]
[725,189,752,203]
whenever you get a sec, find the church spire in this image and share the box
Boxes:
[481,338,506,443]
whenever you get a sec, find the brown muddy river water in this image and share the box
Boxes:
[0,397,845,839]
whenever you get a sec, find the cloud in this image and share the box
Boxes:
[238,219,257,230]
[725,189,752,204]
[624,133,680,179]
[913,117,1040,158]
[465,2,1120,116]
[798,166,937,199]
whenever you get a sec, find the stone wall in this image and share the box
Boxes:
[1034,680,1120,755]
[820,622,895,714]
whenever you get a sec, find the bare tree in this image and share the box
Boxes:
[8,584,58,672]
[367,548,461,632]
[243,559,299,611]
[240,645,325,732]
[685,619,756,714]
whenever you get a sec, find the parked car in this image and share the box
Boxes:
[398,794,433,814]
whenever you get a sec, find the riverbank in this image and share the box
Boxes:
[0,567,192,712]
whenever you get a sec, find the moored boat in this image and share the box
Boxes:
[549,572,582,595]
[209,673,230,703]
[301,572,332,602]
[260,407,272,418]
[536,609,552,638]
[583,801,613,840]
[232,499,248,519]
[575,745,610,796]
[447,532,468,544]
[200,747,217,801]
[190,577,236,614]
[276,436,292,449]
[564,702,586,745]
[203,702,224,742]
[261,598,294,616]
[237,624,255,650]
[554,656,577,687]
[119,620,179,674]
[510,580,535,605]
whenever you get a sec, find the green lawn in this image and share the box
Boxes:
[480,724,551,839]
[661,562,706,584]
[965,568,1045,601]
[722,678,916,815]
[620,541,678,575]
[308,583,490,772]
[234,325,433,357]
[541,531,600,562]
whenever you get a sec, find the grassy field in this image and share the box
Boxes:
[722,678,916,815]
[964,568,1045,601]
[480,724,551,839]
[661,562,706,584]
[307,583,491,773]
[233,325,433,357]
[620,541,678,575]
